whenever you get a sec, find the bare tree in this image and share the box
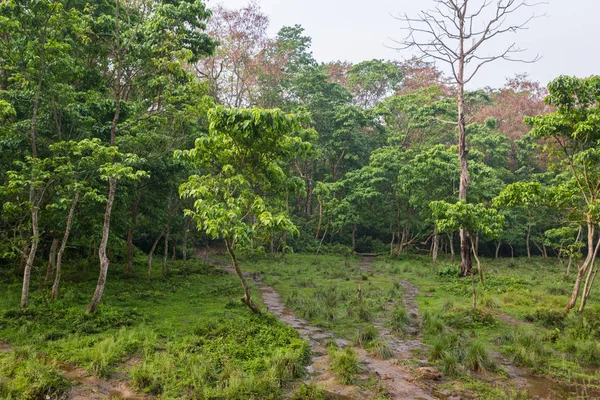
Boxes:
[394,0,541,275]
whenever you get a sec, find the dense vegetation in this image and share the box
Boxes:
[1,0,599,398]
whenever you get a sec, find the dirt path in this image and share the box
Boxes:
[206,255,436,399]
[0,340,146,399]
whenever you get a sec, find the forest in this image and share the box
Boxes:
[1,0,600,399]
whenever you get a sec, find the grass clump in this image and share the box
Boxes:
[390,305,410,334]
[370,339,394,359]
[0,348,70,399]
[428,333,495,374]
[354,325,379,348]
[328,346,363,385]
[290,382,325,400]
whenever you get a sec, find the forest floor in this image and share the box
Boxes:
[1,253,600,399]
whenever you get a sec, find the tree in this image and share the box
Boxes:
[396,0,540,276]
[431,200,503,308]
[178,107,309,313]
[526,76,600,313]
[347,60,403,108]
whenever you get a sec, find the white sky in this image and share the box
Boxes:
[209,0,599,89]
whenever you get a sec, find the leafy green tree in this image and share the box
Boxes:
[526,76,600,313]
[347,60,403,108]
[178,107,309,313]
[430,200,503,308]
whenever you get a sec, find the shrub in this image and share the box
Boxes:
[329,347,363,385]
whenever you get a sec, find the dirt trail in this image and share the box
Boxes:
[1,340,146,399]
[63,357,145,400]
[205,255,435,399]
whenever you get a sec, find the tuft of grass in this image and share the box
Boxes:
[354,325,379,348]
[290,382,325,400]
[390,305,411,334]
[328,347,363,385]
[370,339,394,359]
[464,340,494,372]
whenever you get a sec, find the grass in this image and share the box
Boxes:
[0,256,309,398]
[328,346,363,385]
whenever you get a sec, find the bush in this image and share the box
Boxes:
[329,347,363,385]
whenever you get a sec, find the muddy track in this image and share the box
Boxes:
[206,256,435,399]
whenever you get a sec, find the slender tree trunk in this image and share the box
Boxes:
[432,226,439,264]
[390,232,395,257]
[225,238,260,313]
[510,245,514,262]
[351,223,357,255]
[456,16,472,276]
[125,181,142,275]
[526,224,531,259]
[315,201,323,239]
[472,237,483,284]
[51,192,79,301]
[45,238,59,281]
[172,238,177,261]
[21,31,47,309]
[182,221,189,263]
[577,234,600,312]
[162,223,170,279]
[87,0,122,314]
[314,228,328,262]
[565,221,596,313]
[147,231,163,278]
[448,232,455,263]
[396,198,402,255]
[495,241,501,259]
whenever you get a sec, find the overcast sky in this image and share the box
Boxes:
[211,0,599,89]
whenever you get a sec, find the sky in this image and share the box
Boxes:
[210,0,599,89]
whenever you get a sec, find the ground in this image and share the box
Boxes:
[1,252,599,399]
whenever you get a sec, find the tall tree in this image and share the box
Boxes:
[526,75,600,313]
[396,0,540,275]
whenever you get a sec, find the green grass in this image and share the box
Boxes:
[328,346,363,385]
[0,256,309,398]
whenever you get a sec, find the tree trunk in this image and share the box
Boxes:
[351,223,357,254]
[162,224,170,279]
[457,41,472,276]
[390,232,395,257]
[526,224,531,259]
[182,221,189,263]
[21,30,47,309]
[396,198,402,255]
[432,226,439,264]
[147,231,163,278]
[51,192,79,301]
[125,181,142,275]
[225,238,260,313]
[172,238,177,261]
[565,221,596,313]
[471,240,480,308]
[314,228,328,262]
[87,177,117,313]
[495,241,501,259]
[577,234,600,312]
[448,232,455,263]
[315,201,323,239]
[45,238,59,281]
[472,237,484,284]
[87,0,122,314]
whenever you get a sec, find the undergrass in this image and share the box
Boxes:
[0,256,309,398]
